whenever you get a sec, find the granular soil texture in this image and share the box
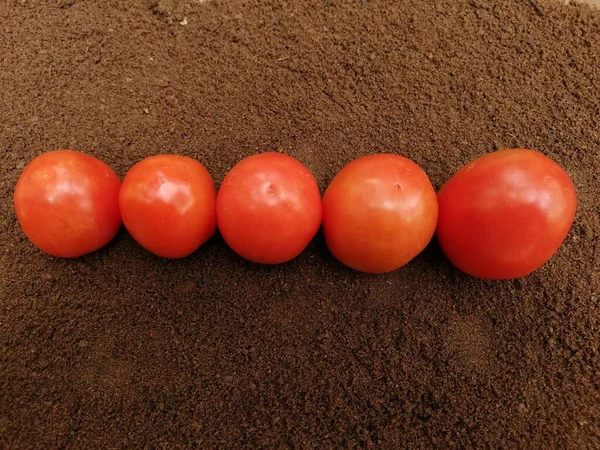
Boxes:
[1,0,600,448]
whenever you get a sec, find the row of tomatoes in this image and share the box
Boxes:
[13,148,577,279]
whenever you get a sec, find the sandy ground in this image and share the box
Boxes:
[577,0,600,6]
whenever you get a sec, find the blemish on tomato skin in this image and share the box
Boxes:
[465,162,477,173]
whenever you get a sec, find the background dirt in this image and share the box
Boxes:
[1,0,599,448]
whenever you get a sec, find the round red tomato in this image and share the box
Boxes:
[436,148,577,279]
[216,152,322,264]
[13,149,122,258]
[119,155,217,258]
[322,154,438,274]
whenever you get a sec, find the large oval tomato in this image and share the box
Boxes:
[13,149,122,257]
[322,154,438,274]
[119,155,217,258]
[436,148,577,279]
[216,152,322,264]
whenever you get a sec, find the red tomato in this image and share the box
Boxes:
[119,155,217,258]
[322,154,438,274]
[13,150,122,258]
[436,149,577,279]
[216,152,322,264]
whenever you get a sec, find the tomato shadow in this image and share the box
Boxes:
[417,236,455,275]
[36,224,132,267]
[308,229,407,281]
[420,235,525,315]
[188,228,314,277]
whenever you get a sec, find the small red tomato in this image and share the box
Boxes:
[322,154,438,274]
[119,155,217,258]
[13,149,122,258]
[216,152,322,264]
[436,148,577,279]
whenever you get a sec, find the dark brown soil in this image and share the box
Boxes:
[1,0,600,448]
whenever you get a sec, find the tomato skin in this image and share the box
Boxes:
[119,155,217,259]
[322,154,438,274]
[13,150,122,258]
[216,152,322,264]
[436,149,577,279]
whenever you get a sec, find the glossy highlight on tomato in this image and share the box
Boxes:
[216,152,322,264]
[322,153,438,274]
[119,155,217,259]
[13,149,122,257]
[436,148,577,279]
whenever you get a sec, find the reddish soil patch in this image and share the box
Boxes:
[1,0,599,448]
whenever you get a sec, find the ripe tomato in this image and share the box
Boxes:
[216,152,322,264]
[13,150,122,258]
[119,155,217,258]
[436,149,577,279]
[322,154,438,274]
